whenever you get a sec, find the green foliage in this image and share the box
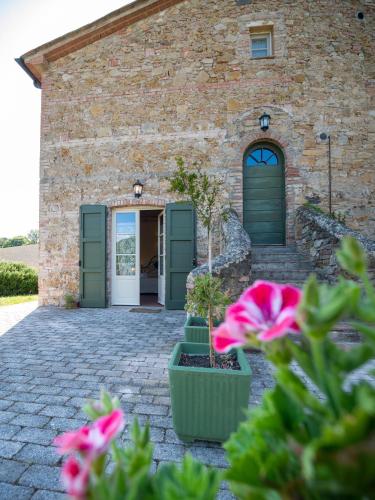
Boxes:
[155,454,221,500]
[27,229,39,244]
[0,230,39,247]
[224,236,375,499]
[0,235,30,247]
[64,293,77,309]
[185,274,230,322]
[169,157,224,232]
[0,261,38,296]
[81,391,221,500]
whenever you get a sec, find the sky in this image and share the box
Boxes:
[0,0,132,238]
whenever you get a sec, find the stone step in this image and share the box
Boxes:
[252,270,312,281]
[252,245,297,254]
[252,253,310,263]
[252,262,313,271]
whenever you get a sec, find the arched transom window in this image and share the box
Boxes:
[245,147,278,167]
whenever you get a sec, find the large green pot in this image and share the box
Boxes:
[168,342,252,443]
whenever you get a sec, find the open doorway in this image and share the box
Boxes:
[140,210,164,306]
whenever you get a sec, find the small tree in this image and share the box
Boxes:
[169,157,225,273]
[169,157,228,367]
[27,229,39,244]
[186,274,230,366]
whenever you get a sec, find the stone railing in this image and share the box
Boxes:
[295,206,375,282]
[187,209,252,299]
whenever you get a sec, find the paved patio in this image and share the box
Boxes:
[0,302,273,499]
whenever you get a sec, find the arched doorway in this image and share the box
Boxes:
[243,142,285,245]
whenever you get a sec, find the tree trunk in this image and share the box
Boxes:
[208,306,216,368]
[208,228,212,273]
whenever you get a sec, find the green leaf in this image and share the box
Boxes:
[154,454,221,500]
[336,236,367,277]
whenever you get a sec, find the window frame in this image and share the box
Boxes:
[250,30,273,59]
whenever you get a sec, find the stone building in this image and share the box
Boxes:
[18,0,375,307]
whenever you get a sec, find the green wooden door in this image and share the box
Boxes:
[79,205,107,308]
[243,143,285,245]
[165,202,196,310]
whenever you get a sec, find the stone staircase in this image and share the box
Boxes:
[251,245,362,344]
[251,245,314,288]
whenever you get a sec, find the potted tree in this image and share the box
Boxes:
[168,158,252,442]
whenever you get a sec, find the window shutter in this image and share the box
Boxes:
[79,205,107,308]
[165,202,196,310]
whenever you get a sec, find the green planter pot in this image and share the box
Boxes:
[168,342,252,443]
[184,316,209,343]
[184,316,220,343]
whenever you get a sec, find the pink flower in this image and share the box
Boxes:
[61,456,89,499]
[213,280,302,352]
[54,409,124,458]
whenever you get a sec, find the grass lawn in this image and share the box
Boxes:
[0,295,38,306]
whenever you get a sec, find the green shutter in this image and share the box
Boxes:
[165,202,196,310]
[79,205,107,308]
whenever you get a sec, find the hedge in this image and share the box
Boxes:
[0,262,38,296]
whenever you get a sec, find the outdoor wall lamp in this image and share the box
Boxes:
[259,112,271,132]
[133,180,144,198]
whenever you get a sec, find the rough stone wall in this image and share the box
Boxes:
[38,0,375,305]
[187,209,252,300]
[295,206,375,283]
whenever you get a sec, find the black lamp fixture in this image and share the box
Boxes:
[259,112,271,132]
[133,180,144,198]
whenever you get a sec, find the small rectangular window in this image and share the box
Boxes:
[250,32,272,58]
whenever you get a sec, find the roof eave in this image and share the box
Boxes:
[18,0,185,86]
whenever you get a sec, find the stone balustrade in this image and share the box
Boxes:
[295,206,375,282]
[187,209,252,299]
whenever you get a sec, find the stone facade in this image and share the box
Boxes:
[22,0,374,305]
[295,206,375,283]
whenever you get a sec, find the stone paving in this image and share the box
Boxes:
[0,302,274,499]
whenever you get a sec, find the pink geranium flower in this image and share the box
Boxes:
[54,409,124,458]
[213,280,302,352]
[61,456,89,500]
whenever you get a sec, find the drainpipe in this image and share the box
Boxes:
[320,133,332,215]
[15,57,41,89]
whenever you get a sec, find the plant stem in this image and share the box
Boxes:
[208,228,212,273]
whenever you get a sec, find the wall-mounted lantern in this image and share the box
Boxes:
[133,180,144,198]
[259,112,271,132]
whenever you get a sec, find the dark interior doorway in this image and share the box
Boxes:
[140,210,162,306]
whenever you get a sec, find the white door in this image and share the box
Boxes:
[158,211,165,305]
[112,210,140,305]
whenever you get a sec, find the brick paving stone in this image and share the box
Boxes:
[0,458,29,482]
[31,491,66,500]
[0,424,21,439]
[0,411,16,424]
[47,417,87,431]
[0,482,34,499]
[0,439,25,458]
[9,402,46,414]
[12,414,51,428]
[13,428,57,446]
[0,400,12,411]
[16,443,61,466]
[39,405,76,418]
[19,465,62,491]
[134,404,169,416]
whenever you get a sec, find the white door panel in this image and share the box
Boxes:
[112,210,140,305]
